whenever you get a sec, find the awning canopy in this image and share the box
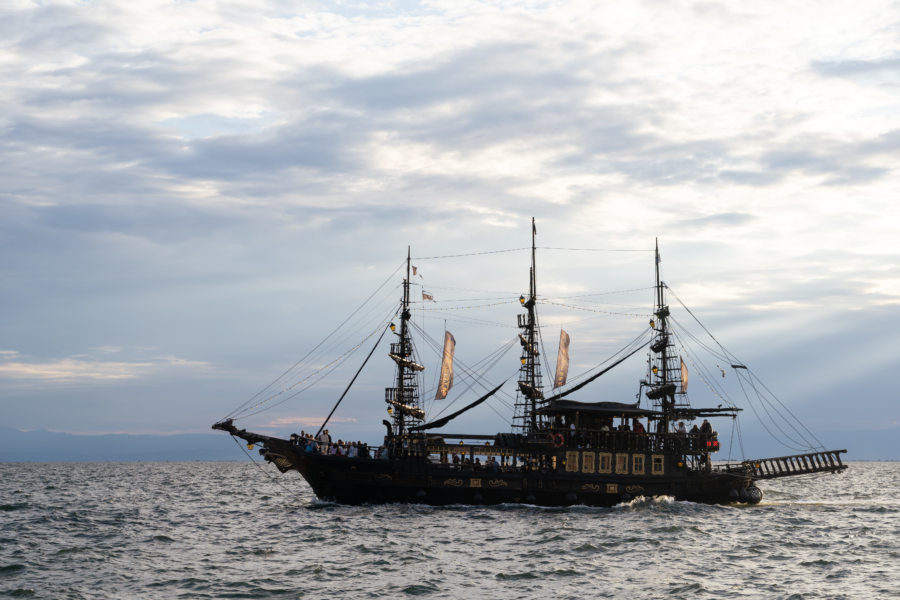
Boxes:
[535,400,662,418]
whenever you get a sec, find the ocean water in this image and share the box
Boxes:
[1,461,896,599]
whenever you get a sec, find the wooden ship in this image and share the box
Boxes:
[214,222,847,506]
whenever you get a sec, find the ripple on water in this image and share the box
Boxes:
[0,462,897,599]
[0,565,26,576]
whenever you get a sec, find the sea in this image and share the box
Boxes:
[1,461,897,599]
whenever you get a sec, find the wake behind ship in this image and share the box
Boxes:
[214,222,847,506]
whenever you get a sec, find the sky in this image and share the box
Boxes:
[1,0,899,458]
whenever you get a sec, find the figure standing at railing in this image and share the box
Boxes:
[689,423,700,451]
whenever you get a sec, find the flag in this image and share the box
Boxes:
[412,265,418,276]
[553,329,570,389]
[435,331,455,399]
[680,357,689,393]
[422,291,434,301]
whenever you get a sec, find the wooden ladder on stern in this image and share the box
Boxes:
[744,449,848,480]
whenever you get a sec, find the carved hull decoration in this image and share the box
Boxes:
[443,478,464,487]
[581,483,602,492]
[625,485,645,495]
[488,479,509,488]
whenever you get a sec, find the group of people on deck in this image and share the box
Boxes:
[450,453,501,471]
[675,419,714,436]
[291,429,372,458]
[559,415,717,453]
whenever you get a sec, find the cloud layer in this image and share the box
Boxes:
[1,1,898,445]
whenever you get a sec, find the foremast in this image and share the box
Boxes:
[385,247,424,436]
[513,218,544,434]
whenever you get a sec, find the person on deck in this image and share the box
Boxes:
[316,429,329,452]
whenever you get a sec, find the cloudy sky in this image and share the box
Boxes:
[2,0,898,456]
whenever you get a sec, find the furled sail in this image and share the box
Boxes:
[680,357,688,393]
[387,399,425,420]
[389,354,425,371]
[518,334,538,356]
[553,329,570,389]
[435,330,455,400]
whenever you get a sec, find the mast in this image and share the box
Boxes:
[514,218,544,433]
[385,247,423,436]
[649,238,678,430]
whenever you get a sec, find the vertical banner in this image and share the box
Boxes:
[680,357,689,393]
[435,330,455,399]
[553,329,570,389]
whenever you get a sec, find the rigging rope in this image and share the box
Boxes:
[414,247,529,260]
[414,246,653,260]
[233,309,395,420]
[666,284,825,452]
[316,323,392,438]
[541,299,650,318]
[231,435,304,503]
[224,260,405,420]
[547,286,656,300]
[539,246,654,253]
[560,327,653,388]
[732,370,812,453]
[409,319,519,416]
[418,299,521,310]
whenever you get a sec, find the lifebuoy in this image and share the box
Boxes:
[550,433,565,448]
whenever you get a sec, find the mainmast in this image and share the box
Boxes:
[385,247,424,436]
[514,218,544,433]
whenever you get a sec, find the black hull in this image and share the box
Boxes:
[272,449,751,507]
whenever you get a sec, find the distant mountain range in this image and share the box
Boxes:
[0,427,896,461]
[0,427,248,462]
